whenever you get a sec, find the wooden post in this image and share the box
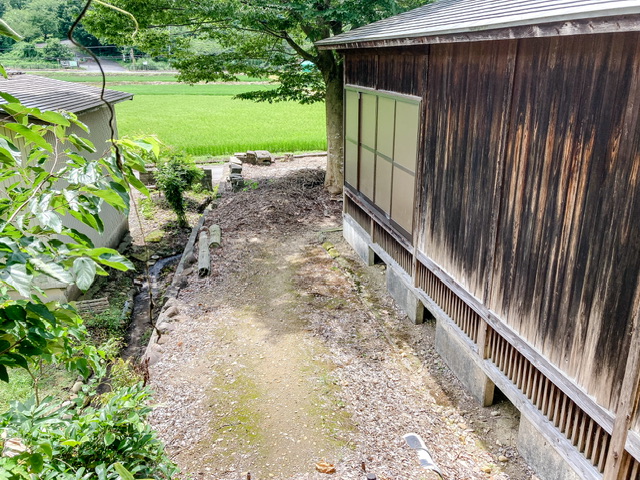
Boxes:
[603,308,640,479]
[197,231,210,277]
[208,225,222,248]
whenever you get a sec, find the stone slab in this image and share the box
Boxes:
[435,317,495,406]
[518,413,583,480]
[386,265,425,325]
[343,214,374,266]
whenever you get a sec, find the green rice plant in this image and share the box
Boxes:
[116,94,326,156]
[34,72,269,84]
[34,72,180,83]
[112,83,276,96]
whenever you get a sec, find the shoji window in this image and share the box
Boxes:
[344,86,420,235]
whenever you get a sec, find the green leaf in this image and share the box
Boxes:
[1,264,32,297]
[0,365,8,382]
[61,440,82,447]
[124,170,148,196]
[98,253,134,271]
[113,464,135,480]
[63,228,94,248]
[39,441,53,458]
[69,210,100,232]
[26,303,55,323]
[67,134,95,153]
[29,453,44,473]
[85,188,127,210]
[0,64,6,80]
[73,258,96,291]
[30,258,73,284]
[0,136,21,165]
[0,19,22,41]
[36,211,63,233]
[3,123,53,153]
[6,352,27,370]
[31,110,71,127]
[104,431,115,446]
[0,92,19,104]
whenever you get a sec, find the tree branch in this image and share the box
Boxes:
[280,31,316,63]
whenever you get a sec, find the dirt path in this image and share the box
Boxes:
[145,159,534,480]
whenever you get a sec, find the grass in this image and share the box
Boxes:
[36,72,179,83]
[33,72,268,84]
[0,366,76,411]
[32,70,326,157]
[116,92,326,156]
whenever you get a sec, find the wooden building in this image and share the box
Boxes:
[316,1,640,479]
[0,74,132,299]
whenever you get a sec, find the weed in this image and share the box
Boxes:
[85,307,126,345]
[140,197,155,219]
[242,180,260,191]
[109,359,144,390]
[140,327,153,346]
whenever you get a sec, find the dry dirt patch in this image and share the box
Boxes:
[145,158,534,480]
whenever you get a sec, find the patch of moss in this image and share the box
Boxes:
[201,327,265,461]
[144,230,164,243]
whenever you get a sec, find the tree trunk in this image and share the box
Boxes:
[323,65,344,194]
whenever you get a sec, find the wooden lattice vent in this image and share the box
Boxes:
[372,222,412,275]
[619,452,640,480]
[75,297,110,315]
[416,262,480,343]
[344,196,372,235]
[486,327,611,472]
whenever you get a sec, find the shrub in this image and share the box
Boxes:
[0,383,178,479]
[154,152,203,227]
[42,39,74,61]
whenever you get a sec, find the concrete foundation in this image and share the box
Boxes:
[518,414,584,480]
[435,317,495,406]
[386,265,425,324]
[342,211,598,480]
[343,215,375,266]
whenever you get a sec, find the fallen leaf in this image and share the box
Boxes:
[315,461,336,474]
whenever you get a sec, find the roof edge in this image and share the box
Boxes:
[316,2,640,49]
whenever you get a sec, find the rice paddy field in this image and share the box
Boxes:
[34,72,327,156]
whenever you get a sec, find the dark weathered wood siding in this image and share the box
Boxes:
[419,40,517,300]
[489,33,640,412]
[344,47,428,97]
[343,32,640,414]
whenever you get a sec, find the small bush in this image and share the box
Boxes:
[84,307,126,345]
[0,383,178,479]
[42,39,74,61]
[155,152,203,227]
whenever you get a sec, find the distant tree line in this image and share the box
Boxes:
[0,0,119,63]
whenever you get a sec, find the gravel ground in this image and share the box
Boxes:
[139,157,535,480]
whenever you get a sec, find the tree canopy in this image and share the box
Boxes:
[85,0,427,191]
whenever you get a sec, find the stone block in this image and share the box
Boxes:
[517,414,583,480]
[386,265,425,325]
[139,170,156,185]
[246,150,272,165]
[200,168,213,190]
[343,215,375,266]
[435,317,495,406]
